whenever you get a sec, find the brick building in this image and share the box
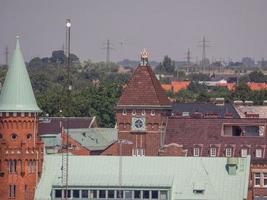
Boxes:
[116,51,267,200]
[0,38,43,200]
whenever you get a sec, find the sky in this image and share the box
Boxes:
[1,0,267,63]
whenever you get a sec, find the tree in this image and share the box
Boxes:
[248,71,266,83]
[231,83,251,101]
[156,56,176,74]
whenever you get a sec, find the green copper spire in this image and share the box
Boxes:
[0,37,41,112]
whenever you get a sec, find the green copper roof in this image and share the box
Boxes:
[0,37,41,112]
[35,155,250,200]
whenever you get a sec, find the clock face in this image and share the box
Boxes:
[132,117,146,131]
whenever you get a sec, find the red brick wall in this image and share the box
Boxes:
[116,108,169,156]
[0,113,43,200]
[250,163,267,199]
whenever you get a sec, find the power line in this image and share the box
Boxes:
[198,36,211,73]
[184,49,192,73]
[102,39,114,67]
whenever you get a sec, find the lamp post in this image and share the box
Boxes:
[117,139,133,198]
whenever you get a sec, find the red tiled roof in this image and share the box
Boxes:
[38,117,96,135]
[117,65,171,107]
[247,82,267,90]
[171,81,190,93]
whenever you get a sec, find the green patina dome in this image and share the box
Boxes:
[0,37,41,112]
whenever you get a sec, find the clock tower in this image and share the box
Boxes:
[116,49,172,156]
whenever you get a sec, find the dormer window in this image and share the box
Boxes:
[193,147,200,157]
[122,109,127,115]
[225,148,232,157]
[132,109,136,116]
[0,133,2,140]
[151,110,155,116]
[256,149,262,158]
[210,148,216,157]
[26,133,32,140]
[241,149,248,157]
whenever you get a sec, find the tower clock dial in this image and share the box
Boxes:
[132,117,146,131]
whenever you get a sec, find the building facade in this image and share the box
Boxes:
[0,38,43,200]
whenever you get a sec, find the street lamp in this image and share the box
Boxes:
[117,139,133,198]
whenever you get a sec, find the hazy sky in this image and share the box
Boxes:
[1,0,267,63]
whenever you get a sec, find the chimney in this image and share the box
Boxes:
[226,157,238,175]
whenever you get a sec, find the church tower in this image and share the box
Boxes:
[0,37,43,200]
[116,49,172,156]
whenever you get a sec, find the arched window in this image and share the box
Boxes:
[8,160,16,173]
[0,133,3,140]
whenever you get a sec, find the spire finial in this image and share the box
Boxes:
[140,48,149,66]
[15,35,20,49]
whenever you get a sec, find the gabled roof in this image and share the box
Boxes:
[117,65,171,108]
[35,155,250,200]
[0,37,41,112]
[38,117,96,135]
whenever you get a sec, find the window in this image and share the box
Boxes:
[151,110,155,116]
[142,110,146,116]
[223,125,265,136]
[0,133,2,140]
[122,109,127,115]
[9,160,16,173]
[143,190,150,199]
[193,147,200,157]
[255,173,261,186]
[256,149,262,158]
[210,148,216,157]
[108,190,115,198]
[225,148,232,157]
[132,109,136,116]
[63,190,71,198]
[99,190,106,198]
[152,191,158,199]
[24,185,29,199]
[193,189,205,195]
[125,190,132,199]
[90,190,97,198]
[11,133,17,140]
[55,190,62,198]
[117,190,123,198]
[264,173,267,187]
[241,149,248,157]
[9,185,16,198]
[160,191,168,200]
[26,133,32,140]
[132,148,145,156]
[73,190,80,198]
[81,190,88,198]
[28,160,36,173]
[134,190,141,198]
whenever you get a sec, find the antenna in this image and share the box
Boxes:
[198,36,211,73]
[102,39,114,67]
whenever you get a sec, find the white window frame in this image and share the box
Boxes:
[210,148,216,157]
[225,148,232,157]
[132,109,136,116]
[256,149,262,158]
[132,148,145,156]
[141,110,146,116]
[241,149,248,157]
[264,173,267,187]
[122,109,127,116]
[151,110,155,116]
[193,147,200,157]
[254,173,261,187]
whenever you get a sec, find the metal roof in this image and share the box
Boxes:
[0,38,41,112]
[35,155,250,200]
[68,128,117,151]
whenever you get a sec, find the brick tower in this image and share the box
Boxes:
[116,49,172,156]
[0,37,43,200]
